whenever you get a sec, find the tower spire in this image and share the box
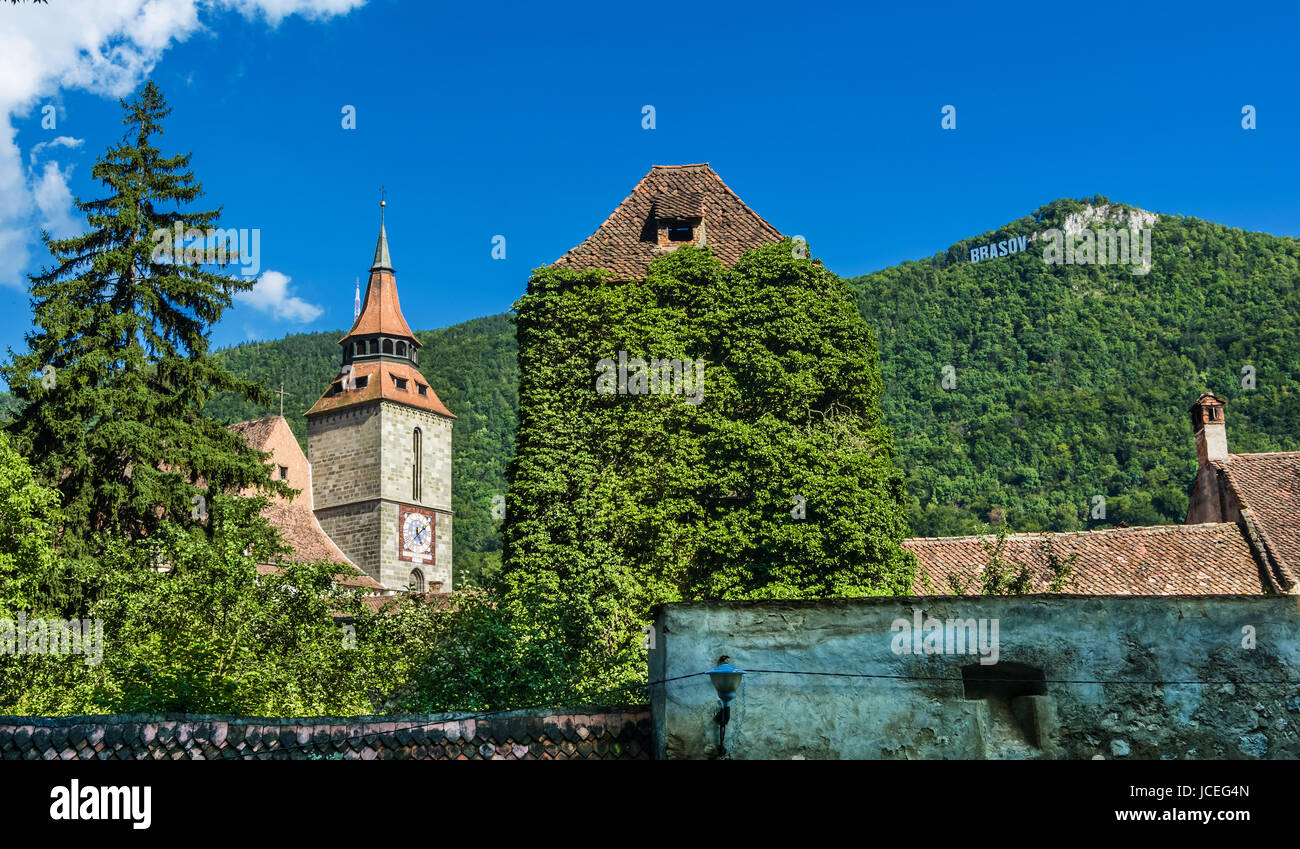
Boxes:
[372,192,393,273]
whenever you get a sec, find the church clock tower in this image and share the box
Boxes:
[306,204,454,592]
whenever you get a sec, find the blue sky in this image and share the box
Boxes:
[3,0,1298,357]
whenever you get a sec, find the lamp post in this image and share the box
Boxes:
[707,662,745,758]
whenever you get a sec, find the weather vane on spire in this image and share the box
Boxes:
[354,276,361,319]
[379,185,387,224]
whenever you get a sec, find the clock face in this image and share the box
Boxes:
[402,512,432,554]
[399,506,435,564]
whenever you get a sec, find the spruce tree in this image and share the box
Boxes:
[2,81,289,563]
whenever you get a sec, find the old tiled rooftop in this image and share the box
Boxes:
[906,522,1268,595]
[552,163,784,279]
[305,360,454,418]
[1215,451,1300,588]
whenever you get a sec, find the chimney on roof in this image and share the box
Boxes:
[1190,393,1229,465]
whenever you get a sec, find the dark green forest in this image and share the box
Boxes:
[851,197,1300,536]
[8,197,1295,584]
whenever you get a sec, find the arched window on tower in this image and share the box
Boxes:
[383,339,394,354]
[409,568,425,592]
[396,341,407,357]
[412,428,423,500]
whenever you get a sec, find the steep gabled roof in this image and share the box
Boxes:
[1215,451,1300,588]
[552,163,784,279]
[905,523,1268,595]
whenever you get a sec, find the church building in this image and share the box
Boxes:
[230,206,455,595]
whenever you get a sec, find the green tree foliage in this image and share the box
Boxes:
[498,242,915,700]
[0,432,60,617]
[1,81,287,580]
[937,524,1076,595]
[0,495,449,716]
[848,198,1300,536]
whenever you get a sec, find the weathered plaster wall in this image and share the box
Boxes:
[649,595,1300,760]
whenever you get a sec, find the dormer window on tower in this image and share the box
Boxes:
[651,193,704,248]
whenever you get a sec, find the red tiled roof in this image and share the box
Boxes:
[1216,451,1300,588]
[227,416,279,450]
[552,163,784,279]
[340,268,417,342]
[255,561,385,592]
[305,360,455,418]
[905,523,1267,595]
[360,589,449,614]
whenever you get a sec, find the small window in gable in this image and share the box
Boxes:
[393,376,409,391]
[668,226,694,242]
[278,465,289,480]
[417,384,428,397]
[354,375,369,389]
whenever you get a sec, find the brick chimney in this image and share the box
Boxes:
[1189,393,1229,465]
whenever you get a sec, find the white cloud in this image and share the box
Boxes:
[30,160,81,240]
[28,136,83,168]
[236,270,324,323]
[0,0,367,287]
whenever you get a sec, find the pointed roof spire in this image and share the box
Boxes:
[340,198,417,344]
[371,195,393,272]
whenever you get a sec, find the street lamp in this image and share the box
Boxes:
[707,662,745,758]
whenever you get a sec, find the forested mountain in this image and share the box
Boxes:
[847,197,1300,536]
[7,197,1295,581]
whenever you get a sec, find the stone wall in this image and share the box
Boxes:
[307,405,383,511]
[314,500,382,578]
[649,595,1300,760]
[0,708,651,760]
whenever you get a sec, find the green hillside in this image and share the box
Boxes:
[848,196,1300,536]
[203,314,518,587]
